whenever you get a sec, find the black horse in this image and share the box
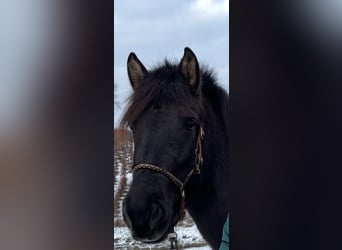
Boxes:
[120,47,229,249]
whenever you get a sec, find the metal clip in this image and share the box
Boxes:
[168,231,178,249]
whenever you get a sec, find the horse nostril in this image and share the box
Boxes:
[148,202,163,230]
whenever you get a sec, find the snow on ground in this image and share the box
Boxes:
[186,247,211,250]
[114,223,209,249]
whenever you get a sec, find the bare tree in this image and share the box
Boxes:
[114,82,121,111]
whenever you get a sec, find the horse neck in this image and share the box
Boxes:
[184,98,229,248]
[201,92,229,187]
[197,109,229,198]
[186,92,229,208]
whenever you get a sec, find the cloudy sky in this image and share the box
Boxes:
[114,0,229,126]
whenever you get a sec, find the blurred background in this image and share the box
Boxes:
[229,1,342,249]
[0,0,113,250]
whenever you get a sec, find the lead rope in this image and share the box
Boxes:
[167,189,185,249]
[166,128,204,249]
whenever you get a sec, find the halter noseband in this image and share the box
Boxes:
[131,127,205,220]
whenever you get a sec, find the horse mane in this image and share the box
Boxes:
[120,60,229,132]
[200,68,229,135]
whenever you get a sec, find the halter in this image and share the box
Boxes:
[131,126,205,220]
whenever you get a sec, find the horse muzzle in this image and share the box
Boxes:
[123,197,171,243]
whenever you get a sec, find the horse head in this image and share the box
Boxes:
[121,48,205,243]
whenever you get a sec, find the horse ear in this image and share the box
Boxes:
[180,47,200,92]
[127,52,148,90]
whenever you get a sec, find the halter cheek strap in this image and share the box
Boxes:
[131,127,205,220]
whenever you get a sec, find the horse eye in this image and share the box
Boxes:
[129,125,135,133]
[185,118,196,129]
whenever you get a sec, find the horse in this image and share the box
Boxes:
[120,47,229,249]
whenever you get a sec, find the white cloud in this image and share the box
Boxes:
[190,0,229,17]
